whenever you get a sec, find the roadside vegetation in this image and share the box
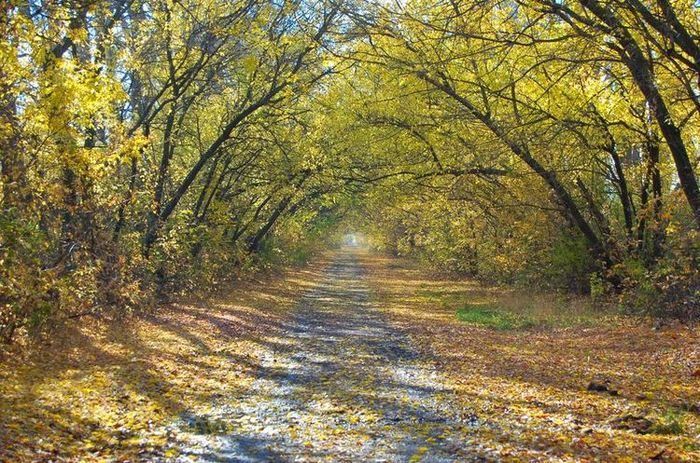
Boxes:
[1,0,699,460]
[364,252,700,461]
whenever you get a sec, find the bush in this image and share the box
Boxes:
[613,231,700,319]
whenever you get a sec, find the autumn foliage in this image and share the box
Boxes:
[1,1,699,335]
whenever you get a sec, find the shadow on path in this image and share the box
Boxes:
[176,250,479,462]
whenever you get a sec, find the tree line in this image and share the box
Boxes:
[1,0,699,342]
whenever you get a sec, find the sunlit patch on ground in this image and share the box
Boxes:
[0,259,332,462]
[362,250,700,461]
[1,249,698,461]
[164,250,487,462]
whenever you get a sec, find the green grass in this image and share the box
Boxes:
[416,284,611,330]
[456,304,535,330]
[650,409,686,435]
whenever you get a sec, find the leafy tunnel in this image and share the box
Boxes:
[1,1,700,459]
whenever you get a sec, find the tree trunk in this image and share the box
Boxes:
[418,71,614,270]
[579,0,700,227]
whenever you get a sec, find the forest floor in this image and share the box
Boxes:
[1,248,699,462]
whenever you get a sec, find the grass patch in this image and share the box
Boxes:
[650,409,686,435]
[456,304,535,330]
[417,286,610,330]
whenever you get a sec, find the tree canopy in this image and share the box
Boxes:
[2,0,699,341]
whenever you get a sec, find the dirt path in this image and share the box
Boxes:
[174,249,479,462]
[2,249,697,462]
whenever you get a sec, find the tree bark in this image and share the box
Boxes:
[418,71,614,268]
[578,0,700,227]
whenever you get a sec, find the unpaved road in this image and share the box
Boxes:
[3,248,697,461]
[174,250,480,462]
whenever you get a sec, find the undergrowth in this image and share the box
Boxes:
[416,286,609,330]
[456,304,534,330]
